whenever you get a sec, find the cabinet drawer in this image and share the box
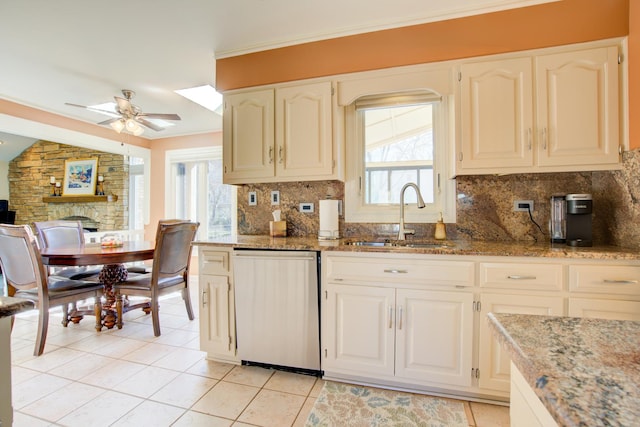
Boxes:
[569,265,640,296]
[199,248,230,275]
[479,262,563,291]
[326,255,474,287]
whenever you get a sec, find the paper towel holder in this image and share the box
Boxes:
[318,199,340,240]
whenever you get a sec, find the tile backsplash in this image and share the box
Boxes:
[237,149,640,249]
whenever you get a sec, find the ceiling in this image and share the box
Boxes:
[0,0,554,156]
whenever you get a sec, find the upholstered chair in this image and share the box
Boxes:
[33,220,102,280]
[114,220,199,336]
[0,224,103,356]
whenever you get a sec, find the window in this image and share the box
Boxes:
[165,147,236,240]
[345,91,455,223]
[129,156,146,231]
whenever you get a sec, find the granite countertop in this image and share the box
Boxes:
[487,313,640,427]
[194,235,640,260]
[0,296,34,318]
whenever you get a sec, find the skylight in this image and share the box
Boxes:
[175,85,223,114]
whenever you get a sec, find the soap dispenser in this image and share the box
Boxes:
[434,212,447,240]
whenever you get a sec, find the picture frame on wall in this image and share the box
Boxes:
[62,158,99,196]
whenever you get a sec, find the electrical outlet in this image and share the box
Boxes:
[271,191,280,205]
[513,200,534,212]
[248,191,257,206]
[299,202,314,213]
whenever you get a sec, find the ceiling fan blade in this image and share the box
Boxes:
[97,118,120,125]
[139,113,181,121]
[114,96,134,115]
[137,118,165,132]
[65,102,119,117]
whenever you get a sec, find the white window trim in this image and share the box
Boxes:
[165,146,221,218]
[345,94,456,224]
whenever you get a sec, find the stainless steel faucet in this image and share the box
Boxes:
[397,183,426,240]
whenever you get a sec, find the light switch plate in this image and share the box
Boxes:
[271,191,280,205]
[248,191,257,206]
[299,202,314,213]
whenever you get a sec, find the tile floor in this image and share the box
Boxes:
[7,278,510,427]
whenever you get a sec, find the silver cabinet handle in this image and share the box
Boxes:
[278,146,284,163]
[388,306,393,329]
[541,127,547,150]
[201,289,208,306]
[527,128,532,150]
[397,306,403,330]
[384,269,408,274]
[603,279,639,284]
[507,275,537,280]
[269,146,274,164]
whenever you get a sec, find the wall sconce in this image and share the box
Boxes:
[96,175,105,195]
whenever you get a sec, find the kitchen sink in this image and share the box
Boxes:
[344,240,453,249]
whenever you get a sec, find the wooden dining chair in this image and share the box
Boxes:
[0,224,103,356]
[114,220,199,336]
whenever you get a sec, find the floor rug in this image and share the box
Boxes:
[304,381,468,427]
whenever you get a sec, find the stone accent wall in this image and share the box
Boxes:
[237,150,640,249]
[8,141,128,230]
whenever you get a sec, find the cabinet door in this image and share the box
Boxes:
[199,274,235,359]
[323,283,395,377]
[478,293,564,393]
[459,57,533,171]
[275,82,333,179]
[536,46,619,168]
[395,289,474,387]
[223,89,274,183]
[568,298,640,321]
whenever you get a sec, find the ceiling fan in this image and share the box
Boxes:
[65,89,181,135]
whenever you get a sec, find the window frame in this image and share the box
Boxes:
[344,92,456,224]
[164,146,237,239]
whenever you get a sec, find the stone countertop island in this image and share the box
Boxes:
[487,313,640,427]
[1,296,34,426]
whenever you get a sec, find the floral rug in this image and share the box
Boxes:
[304,381,468,427]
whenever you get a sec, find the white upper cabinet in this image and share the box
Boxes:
[223,89,275,182]
[457,44,622,175]
[275,82,334,179]
[223,81,337,184]
[535,47,620,168]
[459,57,534,170]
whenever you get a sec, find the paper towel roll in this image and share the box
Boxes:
[319,199,339,240]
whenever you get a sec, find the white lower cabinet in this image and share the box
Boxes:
[478,293,564,394]
[322,252,474,390]
[198,247,239,363]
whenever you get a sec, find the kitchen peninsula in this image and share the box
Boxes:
[487,313,640,426]
[0,296,35,426]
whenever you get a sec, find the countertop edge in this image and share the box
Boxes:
[0,296,35,318]
[193,236,640,260]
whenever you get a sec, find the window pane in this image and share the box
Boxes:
[363,103,434,206]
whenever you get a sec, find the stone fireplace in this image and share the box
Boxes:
[8,140,129,230]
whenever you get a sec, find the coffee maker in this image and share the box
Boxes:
[565,193,593,247]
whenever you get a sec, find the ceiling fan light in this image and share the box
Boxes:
[132,126,144,136]
[125,118,138,132]
[110,120,125,133]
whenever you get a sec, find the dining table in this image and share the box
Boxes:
[40,240,155,329]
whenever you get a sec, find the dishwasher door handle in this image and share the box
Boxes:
[234,254,316,261]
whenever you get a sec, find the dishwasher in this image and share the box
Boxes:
[233,249,320,374]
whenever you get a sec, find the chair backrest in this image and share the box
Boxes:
[152,220,199,280]
[33,220,85,249]
[0,224,47,296]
